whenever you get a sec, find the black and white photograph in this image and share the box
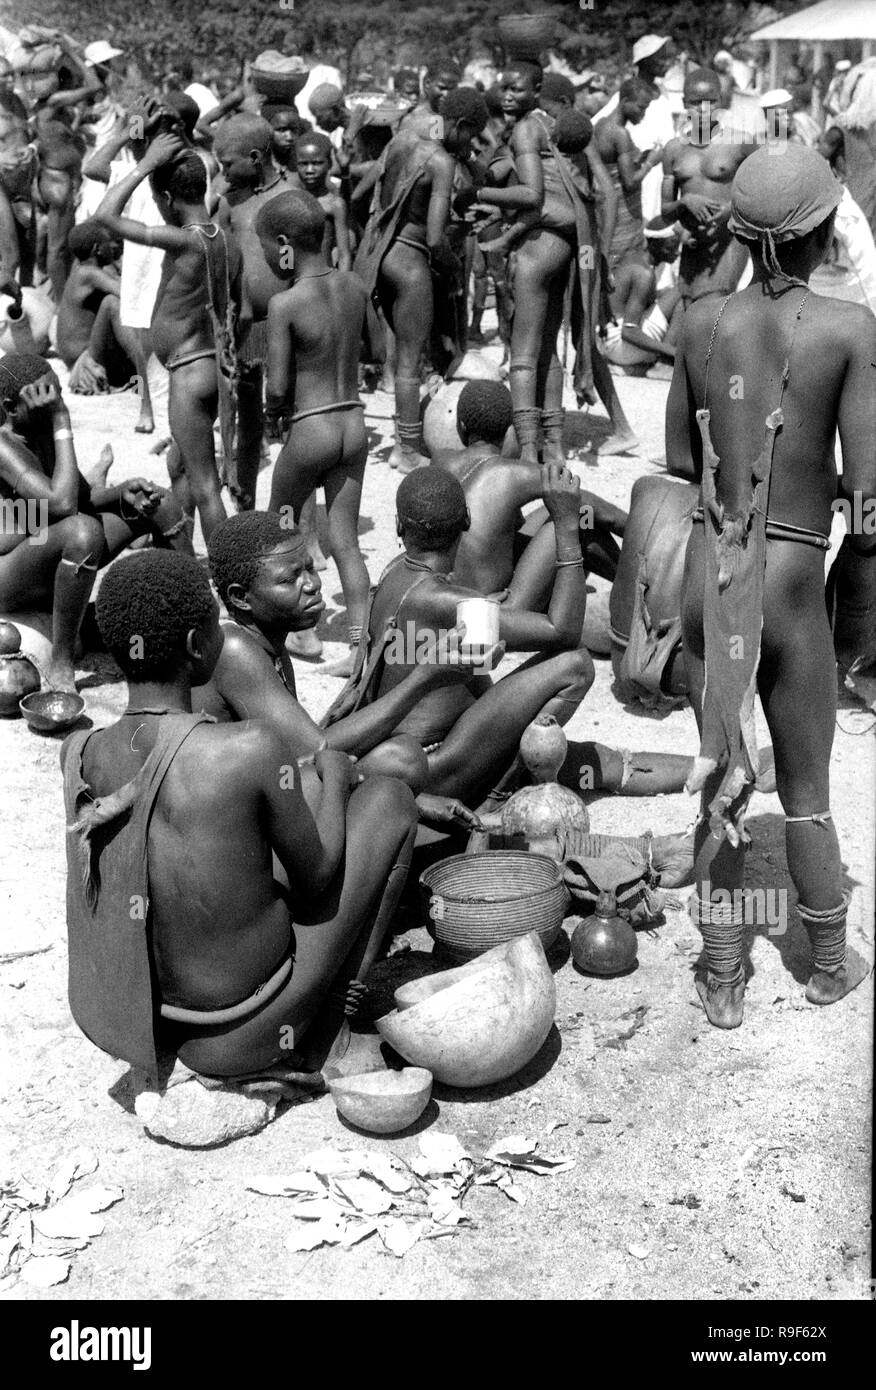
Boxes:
[0,0,873,1335]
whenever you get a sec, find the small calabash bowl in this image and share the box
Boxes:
[328,1067,433,1134]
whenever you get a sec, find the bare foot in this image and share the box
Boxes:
[595,431,639,457]
[85,444,114,487]
[135,413,155,435]
[45,661,77,695]
[694,972,745,1029]
[806,946,871,1005]
[286,629,323,661]
[389,442,430,472]
[518,444,540,466]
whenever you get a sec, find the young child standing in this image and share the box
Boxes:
[256,189,369,669]
[289,132,352,271]
[97,131,240,544]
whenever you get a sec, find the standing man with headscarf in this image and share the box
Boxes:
[668,145,873,1029]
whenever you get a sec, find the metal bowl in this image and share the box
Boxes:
[19,690,85,733]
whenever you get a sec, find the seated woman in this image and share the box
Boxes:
[0,355,190,691]
[193,510,490,832]
[326,465,696,813]
[61,550,418,1082]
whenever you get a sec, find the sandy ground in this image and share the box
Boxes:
[0,312,872,1302]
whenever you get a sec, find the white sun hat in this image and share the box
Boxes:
[632,35,669,66]
[84,41,123,66]
[758,88,793,108]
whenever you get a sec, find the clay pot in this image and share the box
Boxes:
[328,1068,433,1134]
[0,650,40,716]
[571,892,638,976]
[377,931,556,1087]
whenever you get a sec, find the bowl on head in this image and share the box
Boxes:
[327,1067,433,1134]
[19,690,85,733]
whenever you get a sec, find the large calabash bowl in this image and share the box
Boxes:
[377,931,556,1087]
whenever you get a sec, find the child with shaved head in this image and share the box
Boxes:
[289,132,351,271]
[97,133,241,543]
[256,189,370,668]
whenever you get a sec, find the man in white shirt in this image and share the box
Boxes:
[597,35,678,222]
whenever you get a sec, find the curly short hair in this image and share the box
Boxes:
[96,551,215,680]
[503,60,543,88]
[553,109,593,153]
[208,510,303,605]
[456,380,513,445]
[540,72,576,107]
[442,86,489,136]
[0,353,52,408]
[68,219,115,261]
[396,467,469,551]
[151,152,207,203]
[425,56,461,82]
[619,77,654,105]
[295,130,332,159]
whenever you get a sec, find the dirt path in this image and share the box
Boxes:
[1,353,871,1302]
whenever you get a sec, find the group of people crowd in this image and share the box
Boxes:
[0,19,872,1085]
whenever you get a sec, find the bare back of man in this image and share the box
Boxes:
[435,445,625,595]
[80,710,416,1077]
[672,278,875,1023]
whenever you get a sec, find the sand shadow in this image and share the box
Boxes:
[431,1024,563,1104]
[336,1095,440,1141]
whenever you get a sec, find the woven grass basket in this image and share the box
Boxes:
[420,851,569,961]
[251,67,308,103]
[497,13,557,60]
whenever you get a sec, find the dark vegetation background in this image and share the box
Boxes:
[0,1,802,85]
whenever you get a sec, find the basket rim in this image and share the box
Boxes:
[420,849,562,899]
